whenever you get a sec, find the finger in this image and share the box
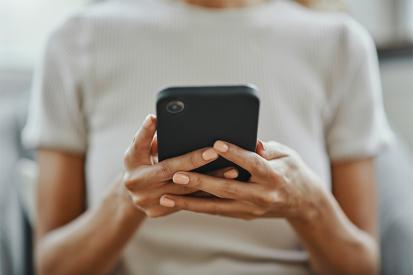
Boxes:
[159,195,259,219]
[150,134,158,156]
[213,140,270,181]
[256,139,265,156]
[151,154,159,164]
[208,167,238,179]
[150,135,159,164]
[126,147,219,190]
[123,165,164,190]
[129,183,197,207]
[124,115,157,168]
[144,206,177,218]
[156,182,198,195]
[258,141,291,160]
[125,148,218,190]
[151,147,219,181]
[172,172,275,205]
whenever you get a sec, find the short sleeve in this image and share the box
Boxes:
[325,18,394,161]
[22,18,88,153]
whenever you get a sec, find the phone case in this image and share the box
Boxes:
[156,85,260,181]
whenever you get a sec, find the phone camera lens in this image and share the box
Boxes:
[166,100,185,114]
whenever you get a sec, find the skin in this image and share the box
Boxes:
[35,1,379,274]
[185,0,265,9]
[36,115,379,275]
[160,139,379,275]
[35,116,237,274]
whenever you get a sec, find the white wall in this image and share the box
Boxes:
[0,0,86,70]
[347,0,413,44]
[347,0,393,44]
[380,59,413,149]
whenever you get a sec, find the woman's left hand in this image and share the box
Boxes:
[160,140,325,222]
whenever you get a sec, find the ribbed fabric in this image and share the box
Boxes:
[23,0,393,274]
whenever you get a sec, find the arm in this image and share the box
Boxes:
[35,115,225,275]
[290,159,379,275]
[159,140,379,275]
[35,150,144,275]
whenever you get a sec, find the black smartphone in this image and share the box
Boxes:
[156,85,260,181]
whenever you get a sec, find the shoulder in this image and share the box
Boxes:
[46,0,159,50]
[324,13,375,60]
[277,1,375,57]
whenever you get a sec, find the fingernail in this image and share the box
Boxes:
[160,196,175,208]
[224,169,238,179]
[143,114,153,127]
[260,140,266,152]
[214,141,228,152]
[173,173,190,184]
[256,140,266,157]
[202,148,218,161]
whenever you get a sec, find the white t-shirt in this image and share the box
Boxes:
[23,0,393,274]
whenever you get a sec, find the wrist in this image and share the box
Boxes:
[104,175,146,229]
[289,182,329,228]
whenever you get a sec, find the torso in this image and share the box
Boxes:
[76,0,348,273]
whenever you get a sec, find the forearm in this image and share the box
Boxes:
[289,188,379,275]
[36,182,145,275]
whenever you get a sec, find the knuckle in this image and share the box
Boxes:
[146,209,163,218]
[159,162,174,179]
[256,193,272,206]
[189,152,201,168]
[229,144,243,157]
[177,199,188,210]
[264,167,275,180]
[170,184,194,195]
[268,169,282,183]
[123,149,133,168]
[251,156,266,173]
[181,186,196,193]
[190,174,201,187]
[123,169,146,190]
[251,207,266,217]
[122,172,135,189]
[131,194,148,207]
[209,203,219,216]
[286,157,298,171]
[223,183,238,198]
[280,173,291,185]
[268,191,281,204]
[264,191,279,205]
[255,164,268,178]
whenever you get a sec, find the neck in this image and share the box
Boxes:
[184,0,265,9]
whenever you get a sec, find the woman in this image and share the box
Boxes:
[24,0,393,274]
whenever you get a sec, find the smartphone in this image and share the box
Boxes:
[156,85,260,181]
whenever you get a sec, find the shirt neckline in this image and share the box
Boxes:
[152,0,283,19]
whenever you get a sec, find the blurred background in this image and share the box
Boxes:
[1,0,412,275]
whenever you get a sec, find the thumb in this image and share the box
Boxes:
[124,114,157,168]
[151,134,158,157]
[256,139,265,155]
[256,140,289,160]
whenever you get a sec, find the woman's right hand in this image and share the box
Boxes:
[122,114,226,218]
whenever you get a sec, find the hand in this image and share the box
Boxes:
[159,140,324,222]
[122,115,238,218]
